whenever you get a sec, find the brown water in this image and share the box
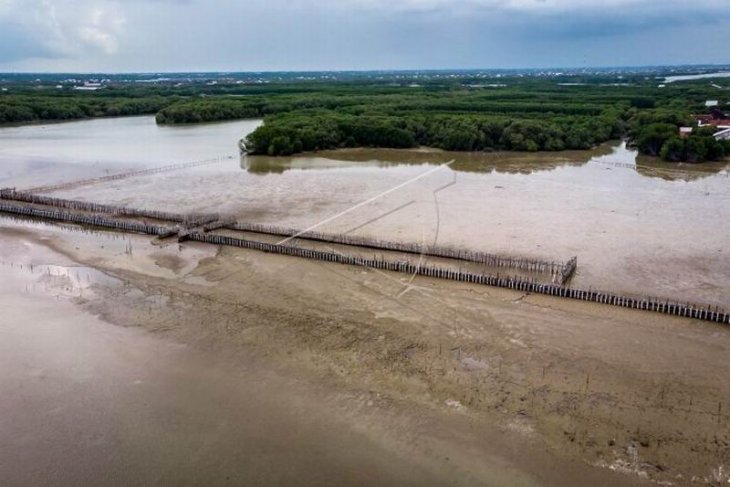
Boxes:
[2,116,726,486]
[0,240,495,487]
[2,116,726,307]
[2,227,644,487]
[0,116,260,189]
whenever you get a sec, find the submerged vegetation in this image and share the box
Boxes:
[2,73,729,161]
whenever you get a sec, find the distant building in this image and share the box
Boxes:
[706,100,719,107]
[710,120,730,129]
[73,81,102,91]
[714,128,730,141]
[679,127,693,138]
[696,113,730,129]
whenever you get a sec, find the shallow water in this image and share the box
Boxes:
[1,116,729,307]
[1,237,516,487]
[664,71,730,83]
[0,116,260,189]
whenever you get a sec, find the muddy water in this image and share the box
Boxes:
[2,232,545,487]
[1,116,723,486]
[2,116,723,307]
[0,116,260,189]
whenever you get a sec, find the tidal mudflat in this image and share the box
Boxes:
[7,117,727,308]
[1,116,729,486]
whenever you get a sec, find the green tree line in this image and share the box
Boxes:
[2,79,727,162]
[0,94,172,124]
[245,111,624,155]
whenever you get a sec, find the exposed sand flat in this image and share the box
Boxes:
[2,222,728,485]
[42,143,730,310]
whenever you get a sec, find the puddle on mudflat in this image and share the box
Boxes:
[0,218,217,282]
[25,264,119,297]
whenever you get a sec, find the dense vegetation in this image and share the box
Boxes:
[0,92,173,124]
[233,85,729,160]
[245,111,624,155]
[628,112,730,163]
[2,73,729,161]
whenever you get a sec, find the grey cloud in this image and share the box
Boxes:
[0,21,58,63]
[0,0,728,71]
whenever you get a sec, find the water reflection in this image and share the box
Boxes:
[240,144,728,182]
[240,145,614,176]
[633,157,729,182]
[240,143,728,181]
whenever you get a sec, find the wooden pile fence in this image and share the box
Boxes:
[561,256,578,283]
[1,189,571,279]
[0,200,726,325]
[231,222,571,281]
[0,189,217,225]
[0,203,172,236]
[188,232,729,325]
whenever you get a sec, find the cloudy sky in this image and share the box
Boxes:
[0,0,728,72]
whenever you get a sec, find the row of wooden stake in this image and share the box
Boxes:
[0,201,725,325]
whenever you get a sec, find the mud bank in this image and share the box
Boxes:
[3,221,729,485]
[0,224,656,487]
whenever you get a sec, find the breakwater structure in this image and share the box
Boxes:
[0,189,572,283]
[230,222,577,285]
[0,202,174,236]
[0,189,727,325]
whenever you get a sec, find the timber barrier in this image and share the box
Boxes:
[1,189,572,280]
[0,203,173,236]
[0,200,727,325]
[231,222,572,282]
[187,232,729,325]
[24,156,234,194]
[0,189,218,225]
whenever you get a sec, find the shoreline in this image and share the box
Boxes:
[3,114,725,167]
[2,220,728,485]
[0,225,651,487]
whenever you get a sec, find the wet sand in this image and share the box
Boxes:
[0,286,464,487]
[2,222,728,485]
[0,226,652,487]
[3,117,728,308]
[38,141,730,309]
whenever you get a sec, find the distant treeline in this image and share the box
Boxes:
[156,84,730,161]
[245,112,624,155]
[0,93,174,124]
[2,79,729,162]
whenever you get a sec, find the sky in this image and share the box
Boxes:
[0,0,728,72]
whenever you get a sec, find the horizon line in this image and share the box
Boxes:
[1,63,730,77]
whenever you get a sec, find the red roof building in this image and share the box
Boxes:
[708,119,730,128]
[695,114,714,125]
[695,114,730,128]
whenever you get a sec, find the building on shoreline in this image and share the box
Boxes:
[714,127,730,141]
